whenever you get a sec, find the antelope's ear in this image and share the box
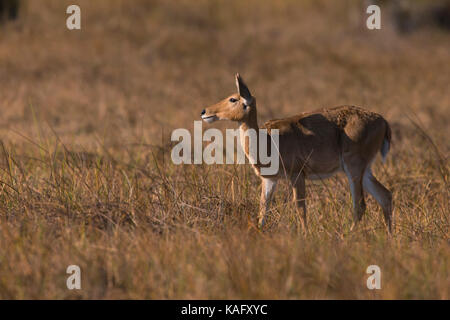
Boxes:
[235,73,253,104]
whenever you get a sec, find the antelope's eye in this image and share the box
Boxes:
[229,98,238,103]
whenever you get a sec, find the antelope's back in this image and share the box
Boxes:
[262,109,343,176]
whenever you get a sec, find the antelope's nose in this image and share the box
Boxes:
[201,109,206,116]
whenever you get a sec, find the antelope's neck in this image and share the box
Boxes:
[238,116,260,166]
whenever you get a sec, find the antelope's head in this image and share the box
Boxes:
[201,73,256,124]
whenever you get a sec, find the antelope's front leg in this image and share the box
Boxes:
[258,178,277,228]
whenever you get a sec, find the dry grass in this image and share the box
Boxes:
[0,0,448,299]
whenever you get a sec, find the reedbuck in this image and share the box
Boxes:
[201,74,393,233]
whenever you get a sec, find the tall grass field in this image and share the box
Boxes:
[0,0,448,299]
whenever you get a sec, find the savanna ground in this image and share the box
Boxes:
[0,0,448,299]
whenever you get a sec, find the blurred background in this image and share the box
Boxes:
[0,0,449,148]
[0,0,448,299]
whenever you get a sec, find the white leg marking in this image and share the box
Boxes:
[263,178,277,201]
[259,178,277,228]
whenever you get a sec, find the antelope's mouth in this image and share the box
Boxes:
[201,114,218,123]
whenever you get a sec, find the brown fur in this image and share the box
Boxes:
[201,74,393,233]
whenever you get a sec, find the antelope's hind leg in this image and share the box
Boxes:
[342,156,367,231]
[363,168,393,233]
